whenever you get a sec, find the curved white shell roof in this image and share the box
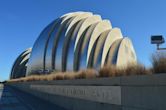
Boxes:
[87,20,112,64]
[10,48,31,79]
[116,37,137,67]
[74,15,102,50]
[102,28,123,66]
[11,12,137,76]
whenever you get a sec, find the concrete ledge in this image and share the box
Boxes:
[8,73,166,110]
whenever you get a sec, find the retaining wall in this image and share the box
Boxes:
[8,74,166,110]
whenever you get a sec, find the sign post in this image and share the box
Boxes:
[151,35,166,50]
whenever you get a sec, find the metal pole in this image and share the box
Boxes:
[157,44,159,50]
[157,44,166,50]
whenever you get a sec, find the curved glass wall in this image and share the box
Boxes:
[63,20,85,71]
[105,39,122,65]
[11,49,31,79]
[89,30,110,69]
[20,12,137,76]
[26,20,56,75]
[78,24,97,70]
[45,18,62,71]
[74,26,90,71]
[53,18,74,71]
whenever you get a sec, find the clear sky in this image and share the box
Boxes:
[0,0,166,81]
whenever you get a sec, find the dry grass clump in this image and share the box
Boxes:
[7,69,97,82]
[64,72,76,80]
[151,52,166,73]
[8,63,154,83]
[54,73,65,80]
[75,69,97,79]
[49,69,97,80]
[8,64,150,82]
[7,78,22,83]
[8,73,65,82]
[124,64,151,76]
[99,65,124,77]
[23,75,43,81]
[99,63,151,77]
[46,72,64,81]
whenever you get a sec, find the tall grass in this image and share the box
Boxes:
[8,64,150,82]
[75,69,97,79]
[151,52,166,73]
[99,63,150,78]
[99,65,122,77]
[8,69,97,82]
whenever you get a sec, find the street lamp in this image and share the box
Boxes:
[151,35,166,50]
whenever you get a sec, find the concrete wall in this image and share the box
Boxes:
[8,74,166,110]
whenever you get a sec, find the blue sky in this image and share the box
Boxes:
[0,0,166,81]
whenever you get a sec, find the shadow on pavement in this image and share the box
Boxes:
[0,84,66,110]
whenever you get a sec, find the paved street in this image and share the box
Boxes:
[0,84,66,110]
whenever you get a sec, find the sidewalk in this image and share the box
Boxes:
[0,84,66,110]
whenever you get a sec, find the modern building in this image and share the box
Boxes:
[10,12,137,78]
[10,48,31,79]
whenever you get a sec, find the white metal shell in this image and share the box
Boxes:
[116,37,137,67]
[101,28,123,66]
[87,20,112,64]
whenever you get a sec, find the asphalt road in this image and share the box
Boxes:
[0,84,66,110]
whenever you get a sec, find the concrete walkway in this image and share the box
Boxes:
[0,84,66,110]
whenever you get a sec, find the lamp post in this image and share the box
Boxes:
[151,35,166,50]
